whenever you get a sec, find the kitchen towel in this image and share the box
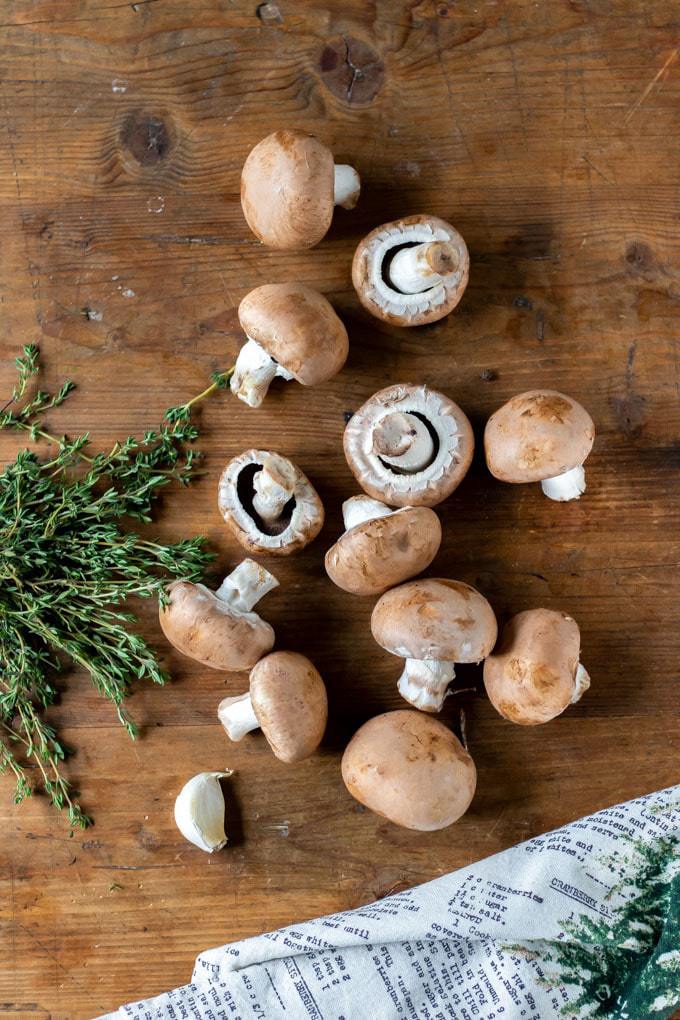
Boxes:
[101,784,680,1020]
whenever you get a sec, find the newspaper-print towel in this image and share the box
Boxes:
[101,785,680,1020]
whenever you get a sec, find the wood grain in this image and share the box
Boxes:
[0,0,679,1015]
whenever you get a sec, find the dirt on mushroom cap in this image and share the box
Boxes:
[484,390,595,483]
[483,608,583,725]
[325,507,441,596]
[240,131,334,250]
[371,578,497,662]
[159,581,274,671]
[341,710,476,830]
[238,284,348,386]
[250,651,328,763]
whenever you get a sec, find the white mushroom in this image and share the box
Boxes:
[352,215,469,326]
[230,284,348,409]
[159,559,278,672]
[218,449,324,556]
[371,579,498,713]
[218,651,328,763]
[484,391,595,503]
[241,130,360,250]
[325,496,442,597]
[344,384,474,507]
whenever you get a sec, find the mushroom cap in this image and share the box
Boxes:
[218,450,324,556]
[325,506,441,596]
[352,215,470,327]
[341,710,476,831]
[159,581,274,671]
[483,608,584,725]
[344,383,474,508]
[371,578,497,663]
[484,390,595,484]
[240,130,334,250]
[238,284,348,386]
[250,651,328,763]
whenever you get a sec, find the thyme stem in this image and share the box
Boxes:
[0,345,229,826]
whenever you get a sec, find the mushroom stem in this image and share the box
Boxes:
[388,241,459,294]
[397,658,456,713]
[342,495,393,531]
[252,454,296,523]
[218,693,260,742]
[571,662,591,703]
[230,338,294,408]
[333,164,361,210]
[373,412,435,474]
[215,558,279,613]
[540,464,586,502]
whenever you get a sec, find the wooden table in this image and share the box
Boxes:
[1,1,679,1016]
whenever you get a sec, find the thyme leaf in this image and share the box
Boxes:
[0,346,232,827]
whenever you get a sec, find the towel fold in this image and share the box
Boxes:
[101,785,680,1020]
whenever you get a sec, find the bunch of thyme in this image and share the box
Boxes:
[0,345,232,827]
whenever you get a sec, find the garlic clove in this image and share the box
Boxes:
[174,770,232,853]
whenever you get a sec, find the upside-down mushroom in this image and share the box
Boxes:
[371,578,497,712]
[484,390,595,501]
[241,130,360,250]
[352,215,469,326]
[483,608,590,725]
[218,450,324,556]
[344,383,474,507]
[231,283,348,408]
[159,559,278,671]
[341,710,476,831]
[325,495,441,596]
[218,651,327,763]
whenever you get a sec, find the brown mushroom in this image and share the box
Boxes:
[325,495,441,596]
[352,215,469,326]
[341,710,476,831]
[371,578,498,712]
[218,450,324,556]
[231,284,348,408]
[159,559,278,671]
[484,390,595,501]
[483,608,590,725]
[240,130,360,250]
[344,383,474,507]
[218,651,328,763]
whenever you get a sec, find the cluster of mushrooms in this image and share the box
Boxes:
[166,130,596,848]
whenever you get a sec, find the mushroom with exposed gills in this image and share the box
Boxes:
[344,383,474,507]
[219,450,324,556]
[341,710,476,831]
[371,578,498,712]
[352,215,469,326]
[241,130,360,250]
[484,608,590,725]
[325,495,441,596]
[159,559,278,671]
[218,651,328,763]
[484,390,595,502]
[231,283,348,408]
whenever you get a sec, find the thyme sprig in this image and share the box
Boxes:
[0,346,233,827]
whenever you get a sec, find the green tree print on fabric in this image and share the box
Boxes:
[543,834,680,1019]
